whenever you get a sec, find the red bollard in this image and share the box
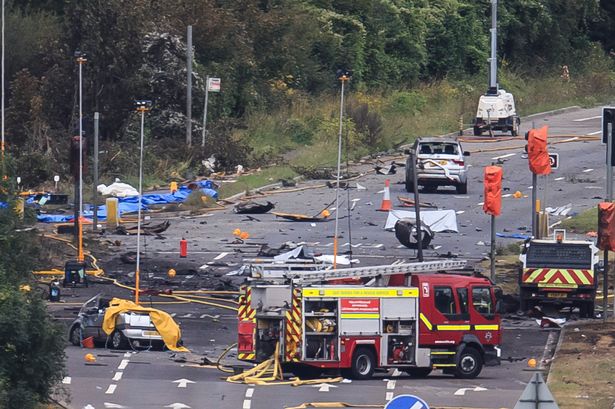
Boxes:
[180,238,187,258]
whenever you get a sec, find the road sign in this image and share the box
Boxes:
[385,394,430,409]
[548,153,559,169]
[513,372,559,408]
[207,77,221,92]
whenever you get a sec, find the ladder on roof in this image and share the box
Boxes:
[251,259,467,283]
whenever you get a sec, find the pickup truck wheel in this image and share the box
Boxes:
[404,367,432,378]
[511,128,518,137]
[473,126,482,136]
[110,330,128,350]
[69,326,83,346]
[405,176,414,193]
[456,182,468,194]
[454,347,483,379]
[349,347,376,380]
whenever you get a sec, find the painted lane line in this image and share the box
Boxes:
[385,392,394,401]
[583,168,594,172]
[477,202,484,206]
[392,368,402,377]
[123,352,131,358]
[213,252,229,260]
[112,372,123,381]
[554,177,565,181]
[588,130,602,135]
[118,359,129,370]
[456,210,465,215]
[242,400,251,409]
[105,384,117,395]
[180,313,193,318]
[62,376,71,384]
[386,380,396,390]
[502,194,512,198]
[491,153,516,160]
[245,388,254,398]
[573,115,601,122]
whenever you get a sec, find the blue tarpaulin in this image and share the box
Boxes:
[35,180,217,223]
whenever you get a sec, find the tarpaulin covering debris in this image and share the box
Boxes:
[384,209,458,233]
[103,298,188,352]
[36,180,218,223]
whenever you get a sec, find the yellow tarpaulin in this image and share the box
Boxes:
[102,298,189,352]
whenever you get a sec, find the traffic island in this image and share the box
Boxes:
[548,321,615,408]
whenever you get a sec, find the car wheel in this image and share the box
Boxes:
[110,330,128,350]
[456,182,468,194]
[349,347,376,380]
[69,326,83,346]
[405,176,414,193]
[404,367,432,378]
[454,347,483,379]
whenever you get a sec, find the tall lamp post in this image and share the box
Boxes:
[134,100,152,305]
[75,51,87,263]
[1,0,5,177]
[333,69,351,269]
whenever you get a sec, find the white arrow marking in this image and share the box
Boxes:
[173,378,195,388]
[165,404,191,409]
[104,403,127,408]
[454,386,488,396]
[312,383,338,392]
[62,376,71,384]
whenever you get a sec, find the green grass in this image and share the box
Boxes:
[217,166,298,199]
[561,207,598,234]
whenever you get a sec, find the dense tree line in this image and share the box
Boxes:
[3,0,615,179]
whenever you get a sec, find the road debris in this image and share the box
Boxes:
[397,196,437,208]
[234,201,275,214]
[394,218,433,249]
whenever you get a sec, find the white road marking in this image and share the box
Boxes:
[456,210,465,214]
[62,376,71,384]
[200,313,220,319]
[104,404,127,408]
[583,168,594,172]
[242,400,251,409]
[385,392,394,401]
[386,380,396,390]
[434,245,442,250]
[105,384,117,395]
[112,372,123,381]
[118,360,129,370]
[588,130,602,135]
[502,194,512,198]
[83,405,95,409]
[491,153,516,160]
[477,202,484,206]
[554,177,565,181]
[214,252,229,260]
[373,244,384,249]
[170,313,177,317]
[585,186,602,189]
[246,388,254,398]
[180,313,193,318]
[392,368,402,377]
[123,352,132,358]
[173,378,195,388]
[573,115,601,122]
[312,383,337,392]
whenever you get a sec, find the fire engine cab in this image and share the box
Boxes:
[237,260,502,380]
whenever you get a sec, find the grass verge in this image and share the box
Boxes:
[561,207,597,234]
[548,321,615,408]
[217,166,297,199]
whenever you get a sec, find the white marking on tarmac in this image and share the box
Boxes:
[214,252,229,260]
[554,177,565,181]
[502,194,512,198]
[373,244,384,249]
[386,380,396,390]
[242,400,251,409]
[573,115,601,122]
[118,360,129,370]
[105,384,117,395]
[170,313,177,317]
[392,368,402,377]
[385,392,394,401]
[112,372,123,381]
[583,168,594,172]
[180,313,193,318]
[491,153,516,160]
[62,376,71,384]
[477,202,484,206]
[588,130,602,135]
[246,388,254,398]
[456,210,465,214]
[123,352,131,358]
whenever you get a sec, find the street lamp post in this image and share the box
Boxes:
[1,0,5,178]
[134,100,152,305]
[75,51,87,263]
[333,69,351,269]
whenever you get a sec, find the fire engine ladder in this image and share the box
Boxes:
[253,259,468,283]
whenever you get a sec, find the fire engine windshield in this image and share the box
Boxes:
[525,242,592,269]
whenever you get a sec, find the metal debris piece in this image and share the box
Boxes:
[394,218,433,249]
[233,201,275,214]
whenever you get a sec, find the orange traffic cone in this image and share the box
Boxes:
[378,179,392,211]
[81,336,95,349]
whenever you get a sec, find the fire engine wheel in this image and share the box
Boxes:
[69,326,83,346]
[110,330,128,350]
[349,347,376,380]
[455,347,483,379]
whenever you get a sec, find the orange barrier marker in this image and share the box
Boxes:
[377,179,392,211]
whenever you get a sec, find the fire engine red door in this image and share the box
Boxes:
[419,284,471,345]
[467,285,500,346]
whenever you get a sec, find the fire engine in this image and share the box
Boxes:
[237,260,502,379]
[519,230,599,317]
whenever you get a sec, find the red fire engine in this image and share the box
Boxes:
[237,260,502,379]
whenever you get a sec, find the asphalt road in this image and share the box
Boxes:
[54,105,609,409]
